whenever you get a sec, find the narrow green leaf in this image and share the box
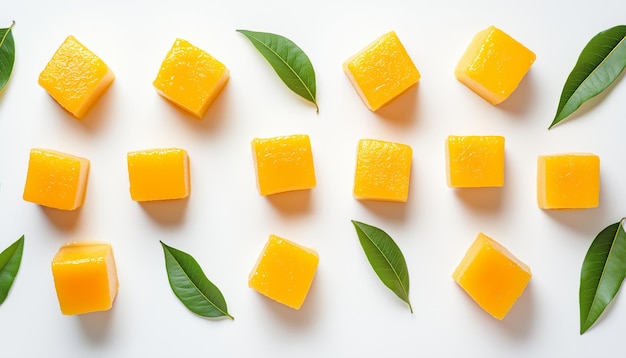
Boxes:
[351,220,412,313]
[579,219,626,334]
[236,29,319,112]
[0,235,24,305]
[160,241,233,320]
[0,21,15,92]
[549,25,626,129]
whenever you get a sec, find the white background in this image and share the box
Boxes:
[1,0,626,356]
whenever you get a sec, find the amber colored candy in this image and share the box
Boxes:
[353,139,412,202]
[446,135,505,188]
[23,148,90,210]
[153,38,229,118]
[251,135,316,196]
[455,26,535,105]
[343,31,420,111]
[51,241,119,315]
[453,232,531,320]
[127,148,190,201]
[249,235,319,310]
[38,35,114,119]
[537,153,600,209]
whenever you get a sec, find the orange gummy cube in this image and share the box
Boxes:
[453,233,531,320]
[455,26,535,105]
[249,235,319,310]
[353,139,412,202]
[153,38,230,119]
[51,241,119,315]
[537,153,600,209]
[23,148,90,210]
[38,35,114,119]
[343,31,420,111]
[127,148,190,201]
[446,135,505,188]
[251,135,316,196]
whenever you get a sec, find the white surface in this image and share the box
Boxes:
[1,0,626,357]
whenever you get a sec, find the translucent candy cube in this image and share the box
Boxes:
[453,232,531,320]
[343,31,420,111]
[537,153,600,209]
[249,235,319,310]
[446,135,505,188]
[251,135,316,196]
[455,26,535,105]
[23,148,90,210]
[38,35,114,119]
[127,148,190,201]
[153,38,229,118]
[51,241,119,315]
[353,139,412,202]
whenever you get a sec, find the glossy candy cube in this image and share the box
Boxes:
[23,148,90,210]
[446,135,505,188]
[453,232,531,320]
[251,134,316,196]
[51,241,119,315]
[38,35,114,119]
[127,148,190,201]
[249,234,319,310]
[537,153,600,209]
[455,26,535,105]
[353,139,412,202]
[153,38,230,118]
[343,31,420,111]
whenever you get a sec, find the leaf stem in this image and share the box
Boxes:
[0,21,15,48]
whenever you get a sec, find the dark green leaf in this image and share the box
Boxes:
[579,219,626,334]
[0,235,24,305]
[549,25,626,129]
[0,21,15,92]
[236,29,318,112]
[351,220,412,313]
[160,241,233,320]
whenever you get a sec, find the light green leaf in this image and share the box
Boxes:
[580,219,626,334]
[351,220,412,313]
[0,21,16,92]
[550,25,626,129]
[236,29,318,112]
[0,235,24,305]
[160,241,233,320]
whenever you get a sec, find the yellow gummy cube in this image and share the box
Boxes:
[343,31,420,111]
[249,234,319,310]
[537,153,600,209]
[51,241,119,315]
[353,139,412,202]
[453,233,531,320]
[251,135,316,196]
[127,148,190,201]
[23,148,90,210]
[153,38,230,119]
[446,135,505,188]
[38,35,114,119]
[455,26,535,105]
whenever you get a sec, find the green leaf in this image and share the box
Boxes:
[236,29,319,112]
[579,219,626,334]
[160,241,233,320]
[549,25,626,129]
[0,235,24,305]
[351,220,412,313]
[0,21,15,92]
